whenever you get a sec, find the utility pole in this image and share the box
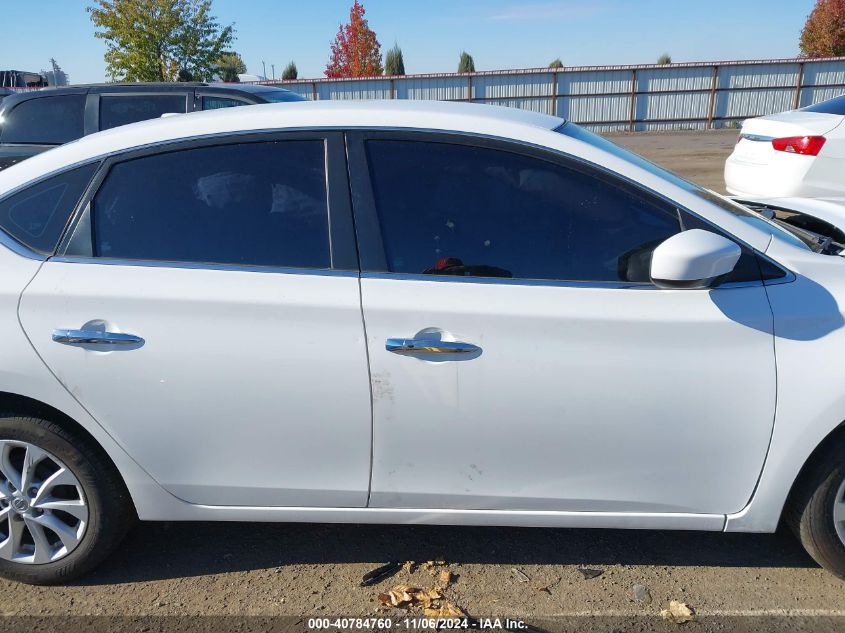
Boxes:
[271,64,275,80]
[261,60,266,80]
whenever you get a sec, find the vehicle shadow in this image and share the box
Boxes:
[76,521,816,586]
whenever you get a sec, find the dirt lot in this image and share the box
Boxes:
[1,130,843,632]
[609,128,738,192]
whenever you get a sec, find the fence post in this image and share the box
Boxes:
[311,81,318,101]
[793,61,805,109]
[467,74,473,102]
[706,65,719,129]
[628,69,637,132]
[551,70,558,117]
[389,78,395,99]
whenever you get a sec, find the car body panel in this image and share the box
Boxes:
[0,101,842,534]
[19,262,373,507]
[360,276,776,514]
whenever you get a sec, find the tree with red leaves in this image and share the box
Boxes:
[800,0,845,57]
[325,1,383,78]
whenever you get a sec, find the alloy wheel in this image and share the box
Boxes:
[0,440,88,564]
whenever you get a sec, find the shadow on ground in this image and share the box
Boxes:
[77,522,817,585]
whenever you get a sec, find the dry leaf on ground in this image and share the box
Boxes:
[512,568,530,583]
[438,570,454,587]
[659,600,695,624]
[423,602,466,618]
[378,585,446,610]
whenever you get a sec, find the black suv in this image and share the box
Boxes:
[0,82,305,171]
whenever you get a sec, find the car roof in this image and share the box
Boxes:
[0,82,300,103]
[0,100,565,191]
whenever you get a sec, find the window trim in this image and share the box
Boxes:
[56,131,359,272]
[345,130,791,289]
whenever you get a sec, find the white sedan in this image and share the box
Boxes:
[0,100,844,585]
[725,94,845,198]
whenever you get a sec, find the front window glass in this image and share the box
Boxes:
[366,139,682,283]
[557,122,812,251]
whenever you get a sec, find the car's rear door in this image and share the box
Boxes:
[349,131,777,517]
[19,132,373,507]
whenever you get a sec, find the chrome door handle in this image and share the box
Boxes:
[52,329,144,346]
[385,338,480,354]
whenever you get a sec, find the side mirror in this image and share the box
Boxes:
[650,229,741,289]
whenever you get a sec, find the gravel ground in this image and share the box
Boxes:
[1,129,843,632]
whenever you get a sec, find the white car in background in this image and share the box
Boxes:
[1,101,845,586]
[725,94,845,198]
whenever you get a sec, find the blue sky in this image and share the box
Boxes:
[0,0,818,83]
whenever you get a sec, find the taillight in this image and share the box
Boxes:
[771,136,826,156]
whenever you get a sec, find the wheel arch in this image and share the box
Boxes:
[783,421,845,519]
[0,390,133,508]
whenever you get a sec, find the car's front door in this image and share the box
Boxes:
[349,132,777,516]
[19,133,373,507]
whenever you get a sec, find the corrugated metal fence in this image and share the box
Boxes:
[257,57,845,132]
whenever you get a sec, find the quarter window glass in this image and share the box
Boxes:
[0,163,99,253]
[365,140,681,282]
[201,96,248,110]
[1,95,86,144]
[99,94,187,130]
[91,141,330,268]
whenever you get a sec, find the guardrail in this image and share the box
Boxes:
[258,57,845,132]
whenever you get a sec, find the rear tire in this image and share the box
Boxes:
[0,414,135,584]
[786,434,845,580]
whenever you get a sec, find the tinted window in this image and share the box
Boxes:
[202,95,249,110]
[801,95,845,115]
[366,140,681,282]
[0,163,98,253]
[100,94,187,130]
[1,95,86,144]
[92,141,330,268]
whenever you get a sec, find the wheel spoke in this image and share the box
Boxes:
[30,512,81,551]
[20,444,48,495]
[31,467,77,506]
[835,496,845,525]
[35,499,87,522]
[0,516,26,560]
[23,517,54,563]
[0,443,22,491]
[0,505,10,521]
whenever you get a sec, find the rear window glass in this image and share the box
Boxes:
[100,94,188,130]
[1,95,86,144]
[0,163,99,254]
[801,95,845,115]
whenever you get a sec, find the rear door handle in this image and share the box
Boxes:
[52,329,144,346]
[385,338,480,355]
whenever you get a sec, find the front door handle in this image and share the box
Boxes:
[385,338,480,355]
[52,329,144,346]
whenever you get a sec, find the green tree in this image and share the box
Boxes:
[88,0,234,82]
[281,61,298,80]
[458,51,475,73]
[657,52,672,65]
[217,52,246,82]
[548,58,563,69]
[384,43,405,75]
[801,0,845,56]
